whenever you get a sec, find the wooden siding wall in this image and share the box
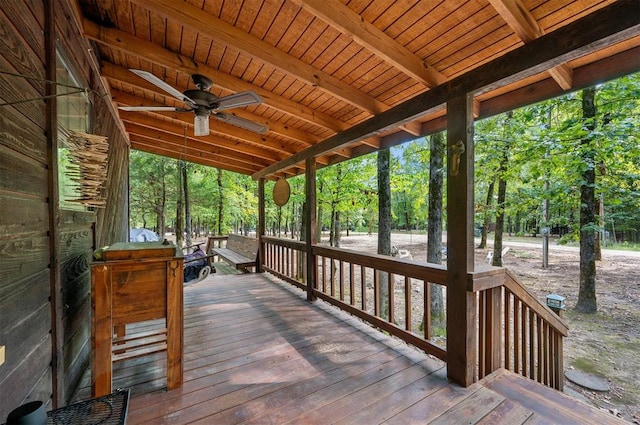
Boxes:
[0,1,53,417]
[0,0,129,418]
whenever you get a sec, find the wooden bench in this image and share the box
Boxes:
[211,234,259,272]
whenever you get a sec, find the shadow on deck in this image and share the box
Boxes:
[76,272,624,424]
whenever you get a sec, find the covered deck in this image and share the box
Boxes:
[75,272,623,424]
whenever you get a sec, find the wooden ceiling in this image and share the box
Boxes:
[76,0,640,179]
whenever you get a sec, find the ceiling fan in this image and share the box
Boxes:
[119,69,268,136]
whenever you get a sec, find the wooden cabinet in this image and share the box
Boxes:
[90,242,183,397]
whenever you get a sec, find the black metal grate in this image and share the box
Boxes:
[47,388,130,425]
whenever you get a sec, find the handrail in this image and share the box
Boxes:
[475,267,568,390]
[312,245,447,284]
[504,269,568,335]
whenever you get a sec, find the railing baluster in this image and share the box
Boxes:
[405,276,411,332]
[321,256,326,293]
[349,263,355,306]
[388,273,395,324]
[339,260,344,301]
[478,290,486,378]
[529,309,535,379]
[360,265,366,311]
[514,295,520,374]
[522,304,528,377]
[424,281,431,340]
[505,290,511,371]
[543,321,549,386]
[374,269,379,317]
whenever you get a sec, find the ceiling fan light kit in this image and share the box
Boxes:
[120,69,267,136]
[194,113,210,136]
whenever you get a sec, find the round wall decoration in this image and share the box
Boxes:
[272,178,291,207]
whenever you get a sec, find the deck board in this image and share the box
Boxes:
[76,272,626,424]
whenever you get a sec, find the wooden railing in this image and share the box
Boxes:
[261,236,568,389]
[262,237,307,289]
[262,237,448,361]
[474,268,568,389]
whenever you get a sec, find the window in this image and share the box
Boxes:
[56,49,91,210]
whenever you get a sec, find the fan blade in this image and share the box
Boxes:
[214,113,268,134]
[214,91,262,111]
[118,106,181,111]
[129,69,196,107]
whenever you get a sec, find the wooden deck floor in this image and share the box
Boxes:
[78,272,625,424]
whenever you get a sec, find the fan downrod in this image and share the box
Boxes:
[192,74,213,91]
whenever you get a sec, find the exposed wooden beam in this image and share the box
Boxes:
[400,121,422,137]
[125,122,276,167]
[488,0,573,90]
[252,0,640,179]
[107,84,300,157]
[130,137,262,175]
[290,0,446,88]
[82,19,346,132]
[479,45,640,118]
[121,111,286,164]
[130,0,388,114]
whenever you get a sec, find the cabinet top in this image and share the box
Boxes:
[94,241,181,261]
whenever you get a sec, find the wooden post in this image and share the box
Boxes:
[166,259,183,389]
[446,93,476,387]
[91,265,112,397]
[305,158,317,301]
[257,178,265,272]
[45,0,64,407]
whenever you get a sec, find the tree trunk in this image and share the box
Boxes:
[478,180,495,249]
[175,160,184,248]
[317,180,324,243]
[492,112,512,267]
[378,148,391,320]
[492,177,507,267]
[427,132,445,332]
[182,163,192,247]
[216,169,223,238]
[576,87,598,313]
[155,161,167,239]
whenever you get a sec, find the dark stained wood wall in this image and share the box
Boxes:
[0,0,53,417]
[0,0,129,418]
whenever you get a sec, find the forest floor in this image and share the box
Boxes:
[335,232,640,424]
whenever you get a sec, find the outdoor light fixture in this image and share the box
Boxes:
[194,112,210,136]
[546,293,566,313]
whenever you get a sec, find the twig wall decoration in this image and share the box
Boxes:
[65,131,109,208]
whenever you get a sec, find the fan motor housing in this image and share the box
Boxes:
[184,90,218,109]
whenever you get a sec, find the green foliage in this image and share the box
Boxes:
[128,73,640,245]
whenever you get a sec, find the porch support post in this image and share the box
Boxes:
[45,0,63,407]
[257,178,265,272]
[305,158,317,301]
[446,92,476,386]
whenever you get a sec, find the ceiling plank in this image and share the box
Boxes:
[130,0,389,114]
[124,121,273,167]
[82,19,346,132]
[290,0,446,88]
[488,0,573,90]
[131,137,262,174]
[252,0,640,179]
[120,112,285,162]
